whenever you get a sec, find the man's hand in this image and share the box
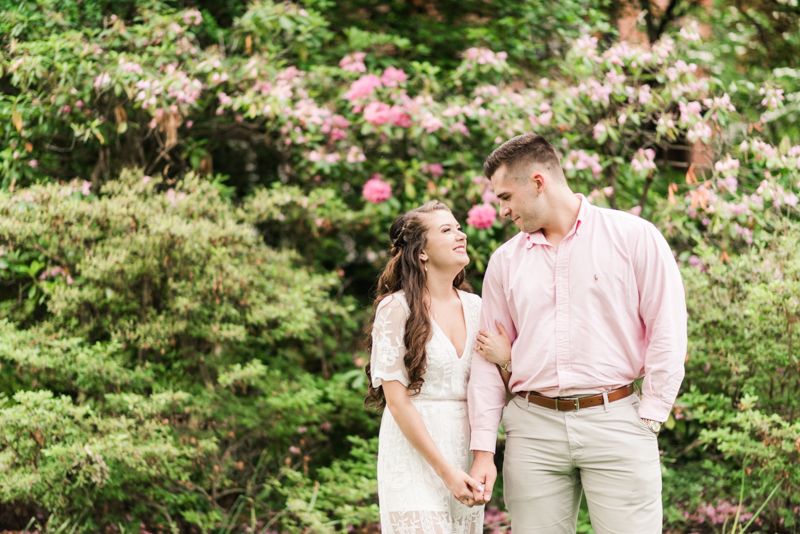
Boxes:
[469,450,497,505]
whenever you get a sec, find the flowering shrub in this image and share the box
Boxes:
[1,0,799,531]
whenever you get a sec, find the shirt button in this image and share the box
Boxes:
[559,306,566,312]
[558,335,565,341]
[557,275,563,281]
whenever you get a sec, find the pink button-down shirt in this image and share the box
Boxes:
[468,194,687,452]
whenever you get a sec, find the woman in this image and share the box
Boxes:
[365,200,497,534]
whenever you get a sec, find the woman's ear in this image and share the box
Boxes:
[419,250,428,262]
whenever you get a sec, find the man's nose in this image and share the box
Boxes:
[500,206,511,218]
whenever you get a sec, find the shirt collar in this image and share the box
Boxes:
[525,193,589,249]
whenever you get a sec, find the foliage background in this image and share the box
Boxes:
[0,0,799,532]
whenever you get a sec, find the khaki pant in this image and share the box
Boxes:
[502,393,662,534]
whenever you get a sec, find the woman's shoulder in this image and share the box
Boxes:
[376,290,409,314]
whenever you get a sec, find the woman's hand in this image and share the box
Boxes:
[440,465,483,508]
[474,320,511,368]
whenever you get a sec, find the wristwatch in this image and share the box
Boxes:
[642,418,661,434]
[501,360,511,373]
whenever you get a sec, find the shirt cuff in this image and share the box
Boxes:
[469,429,498,453]
[638,395,673,423]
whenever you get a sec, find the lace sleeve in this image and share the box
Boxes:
[370,294,410,388]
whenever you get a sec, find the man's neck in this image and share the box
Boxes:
[541,192,581,248]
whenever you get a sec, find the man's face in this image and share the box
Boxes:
[490,164,545,234]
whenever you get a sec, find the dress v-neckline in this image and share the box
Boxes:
[430,290,469,359]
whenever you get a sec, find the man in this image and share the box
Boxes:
[467,133,687,533]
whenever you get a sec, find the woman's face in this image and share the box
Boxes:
[419,210,469,272]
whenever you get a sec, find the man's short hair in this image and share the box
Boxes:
[483,133,563,182]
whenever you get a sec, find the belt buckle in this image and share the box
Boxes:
[574,398,580,411]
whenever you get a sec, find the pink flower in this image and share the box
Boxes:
[718,176,738,192]
[346,146,366,163]
[638,85,652,105]
[93,73,111,88]
[628,205,642,216]
[344,74,382,101]
[389,105,411,127]
[289,446,301,454]
[28,160,38,168]
[381,67,407,87]
[422,163,443,177]
[482,188,499,204]
[183,8,203,26]
[420,113,444,133]
[324,153,341,164]
[784,192,799,207]
[466,204,497,229]
[80,181,92,196]
[340,52,367,73]
[593,123,607,141]
[320,422,332,432]
[297,426,307,434]
[630,148,657,174]
[363,175,392,204]
[75,100,84,109]
[218,92,232,106]
[364,101,392,125]
[60,105,72,114]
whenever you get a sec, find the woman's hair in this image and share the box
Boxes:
[364,200,472,410]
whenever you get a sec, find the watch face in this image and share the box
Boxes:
[649,421,661,433]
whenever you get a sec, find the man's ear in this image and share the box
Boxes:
[528,170,545,194]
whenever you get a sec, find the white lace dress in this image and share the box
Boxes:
[370,290,484,534]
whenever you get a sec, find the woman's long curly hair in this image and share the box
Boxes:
[364,200,472,410]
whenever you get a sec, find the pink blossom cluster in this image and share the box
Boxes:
[343,67,408,103]
[687,122,712,143]
[574,35,599,58]
[462,48,508,67]
[421,163,443,177]
[119,59,143,74]
[466,204,497,229]
[344,74,382,102]
[630,148,657,174]
[678,101,703,125]
[679,21,702,41]
[759,87,785,110]
[321,114,350,141]
[563,150,603,178]
[528,104,553,127]
[666,60,698,82]
[39,266,74,285]
[420,112,444,133]
[362,175,392,204]
[381,66,407,87]
[714,156,740,173]
[61,179,92,196]
[593,122,607,141]
[94,72,111,89]
[308,150,340,164]
[363,102,411,127]
[339,52,366,73]
[346,146,366,163]
[182,9,203,26]
[703,93,736,112]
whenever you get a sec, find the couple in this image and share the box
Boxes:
[365,134,688,534]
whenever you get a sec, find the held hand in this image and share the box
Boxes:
[474,320,512,368]
[440,465,482,508]
[469,451,497,505]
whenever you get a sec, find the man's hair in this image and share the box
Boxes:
[483,133,563,182]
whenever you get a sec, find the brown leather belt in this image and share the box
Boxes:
[517,384,635,411]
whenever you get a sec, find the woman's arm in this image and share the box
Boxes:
[382,380,482,506]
